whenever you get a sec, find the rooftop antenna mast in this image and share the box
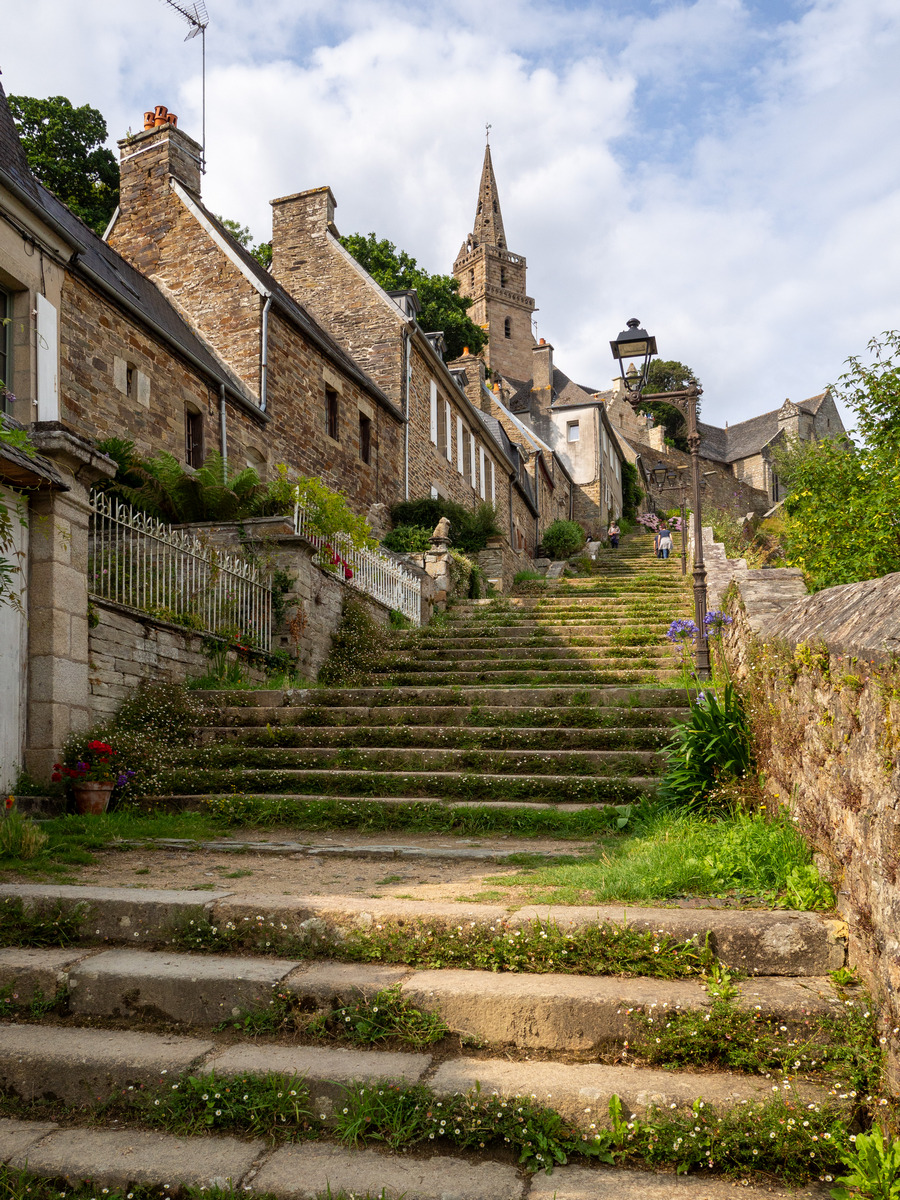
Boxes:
[159,0,209,172]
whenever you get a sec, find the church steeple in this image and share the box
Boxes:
[472,143,507,250]
[453,141,535,382]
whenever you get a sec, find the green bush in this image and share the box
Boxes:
[382,525,432,553]
[541,519,586,560]
[318,597,392,686]
[658,683,753,811]
[389,498,500,553]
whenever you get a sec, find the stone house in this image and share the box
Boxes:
[264,184,542,553]
[451,147,625,538]
[105,110,405,528]
[604,380,844,510]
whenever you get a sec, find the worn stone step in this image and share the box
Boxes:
[208,705,689,729]
[198,725,671,750]
[162,767,659,801]
[160,793,614,814]
[196,686,689,710]
[0,886,847,975]
[380,669,673,686]
[1,1118,831,1200]
[184,745,665,774]
[0,964,844,1075]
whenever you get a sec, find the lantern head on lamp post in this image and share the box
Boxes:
[610,319,657,404]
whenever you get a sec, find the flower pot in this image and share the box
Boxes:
[72,781,114,816]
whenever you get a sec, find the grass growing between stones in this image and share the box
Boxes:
[169,913,705,980]
[0,1175,380,1200]
[631,964,885,1097]
[475,808,834,910]
[0,897,85,947]
[218,986,450,1049]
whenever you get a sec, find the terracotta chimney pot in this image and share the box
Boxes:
[539,338,545,345]
[462,346,469,356]
[166,113,178,127]
[153,104,169,127]
[143,111,155,130]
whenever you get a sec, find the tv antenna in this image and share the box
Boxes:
[159,0,209,172]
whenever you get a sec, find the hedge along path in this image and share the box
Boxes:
[0,533,861,1195]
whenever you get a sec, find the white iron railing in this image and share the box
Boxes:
[89,492,272,650]
[293,501,422,625]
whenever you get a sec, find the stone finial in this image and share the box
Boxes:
[431,516,452,550]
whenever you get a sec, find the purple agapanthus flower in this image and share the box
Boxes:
[704,610,733,637]
[666,618,699,643]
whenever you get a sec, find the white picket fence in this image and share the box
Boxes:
[293,501,422,625]
[89,492,272,649]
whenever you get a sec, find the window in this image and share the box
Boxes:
[469,270,475,288]
[429,379,438,445]
[479,445,486,499]
[444,400,453,461]
[0,289,9,413]
[185,407,203,468]
[500,267,506,288]
[470,432,478,491]
[504,317,511,339]
[437,393,448,458]
[615,455,620,480]
[126,365,135,397]
[326,387,339,441]
[486,457,495,502]
[602,428,608,455]
[567,421,580,443]
[463,428,473,484]
[359,413,372,464]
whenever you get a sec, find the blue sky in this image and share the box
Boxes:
[4,0,900,434]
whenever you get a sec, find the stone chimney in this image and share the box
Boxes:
[446,347,487,411]
[270,187,338,286]
[112,105,202,272]
[532,339,554,392]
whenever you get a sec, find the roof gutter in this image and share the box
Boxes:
[0,165,87,258]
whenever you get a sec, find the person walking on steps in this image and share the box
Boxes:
[656,523,674,560]
[607,520,620,549]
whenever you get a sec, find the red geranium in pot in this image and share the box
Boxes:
[52,738,128,815]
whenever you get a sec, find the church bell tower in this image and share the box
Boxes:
[453,141,535,382]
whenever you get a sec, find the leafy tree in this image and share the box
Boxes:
[340,233,487,360]
[776,330,900,591]
[9,95,118,235]
[620,459,642,521]
[640,360,701,452]
[216,217,272,270]
[389,497,499,553]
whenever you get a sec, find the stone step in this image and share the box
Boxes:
[162,767,660,801]
[0,885,848,975]
[162,792,616,814]
[199,725,671,750]
[378,670,674,686]
[197,686,690,709]
[182,745,665,774]
[405,647,673,663]
[208,705,689,729]
[0,949,842,1048]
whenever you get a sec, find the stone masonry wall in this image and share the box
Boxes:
[720,564,900,1085]
[630,440,770,516]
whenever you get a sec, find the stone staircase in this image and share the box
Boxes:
[0,536,846,1198]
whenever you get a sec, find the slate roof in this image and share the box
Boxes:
[474,407,537,514]
[0,83,399,420]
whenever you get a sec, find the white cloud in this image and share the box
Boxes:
[3,0,900,433]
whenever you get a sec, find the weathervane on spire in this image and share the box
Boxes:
[485,122,492,144]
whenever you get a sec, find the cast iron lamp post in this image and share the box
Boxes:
[610,319,710,678]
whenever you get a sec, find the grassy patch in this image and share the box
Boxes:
[0,897,85,947]
[137,1070,316,1139]
[479,808,833,909]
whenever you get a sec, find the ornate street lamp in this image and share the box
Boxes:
[611,319,710,679]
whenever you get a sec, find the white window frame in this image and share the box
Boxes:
[444,399,453,461]
[470,433,477,490]
[429,379,438,445]
[456,415,464,473]
[479,445,486,499]
[36,293,59,422]
[567,421,579,443]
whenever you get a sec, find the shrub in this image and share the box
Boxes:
[389,498,500,553]
[382,525,432,553]
[541,519,585,560]
[658,683,754,811]
[318,597,392,686]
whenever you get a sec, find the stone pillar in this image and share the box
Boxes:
[424,517,453,605]
[24,428,115,779]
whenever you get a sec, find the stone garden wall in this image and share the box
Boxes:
[718,553,900,1084]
